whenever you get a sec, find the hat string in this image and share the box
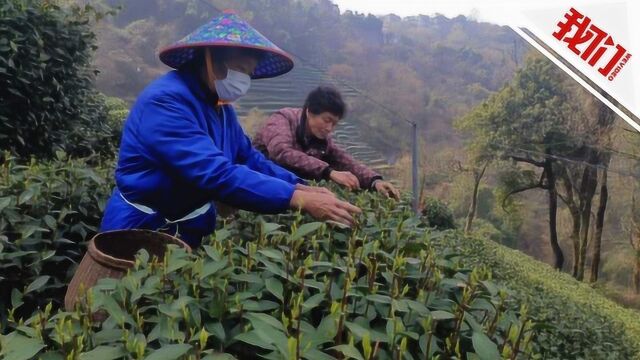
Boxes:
[205,48,216,92]
[204,48,230,106]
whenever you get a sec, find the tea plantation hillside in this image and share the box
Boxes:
[4,2,639,358]
[1,157,639,359]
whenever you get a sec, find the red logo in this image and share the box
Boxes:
[553,7,632,81]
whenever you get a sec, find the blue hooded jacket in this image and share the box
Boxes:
[100,69,302,246]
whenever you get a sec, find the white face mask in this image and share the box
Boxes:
[214,68,251,102]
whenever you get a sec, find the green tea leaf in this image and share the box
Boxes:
[14,326,37,338]
[94,329,124,345]
[202,245,221,261]
[258,249,284,260]
[79,346,126,360]
[99,292,127,324]
[24,275,50,293]
[40,250,56,262]
[144,344,192,360]
[291,222,323,241]
[11,288,23,309]
[329,345,364,360]
[43,215,57,230]
[265,277,284,301]
[430,310,455,320]
[301,348,336,360]
[201,354,236,360]
[470,298,495,312]
[18,187,37,205]
[313,315,338,345]
[205,322,226,342]
[234,331,276,350]
[418,334,440,358]
[480,280,499,296]
[38,352,64,360]
[0,197,12,212]
[471,332,500,360]
[302,293,324,312]
[345,322,386,343]
[0,333,45,360]
[231,273,264,284]
[261,221,281,234]
[214,228,231,242]
[403,299,429,315]
[260,258,288,278]
[200,260,228,279]
[366,294,391,304]
[242,300,279,311]
[166,259,190,272]
[245,312,286,332]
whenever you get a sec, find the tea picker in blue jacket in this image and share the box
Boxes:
[100,11,361,247]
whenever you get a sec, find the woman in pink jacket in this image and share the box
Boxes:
[254,86,400,199]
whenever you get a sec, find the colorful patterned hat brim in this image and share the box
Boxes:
[159,12,294,79]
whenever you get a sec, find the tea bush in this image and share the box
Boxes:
[433,231,640,359]
[1,161,639,359]
[0,0,117,160]
[0,153,114,326]
[421,197,456,231]
[1,195,537,359]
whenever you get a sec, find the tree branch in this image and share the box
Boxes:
[557,191,569,206]
[556,166,578,211]
[501,182,544,211]
[510,155,545,167]
[476,162,488,180]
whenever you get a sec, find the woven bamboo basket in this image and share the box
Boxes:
[64,229,191,311]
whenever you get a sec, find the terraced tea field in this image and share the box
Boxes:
[236,62,391,173]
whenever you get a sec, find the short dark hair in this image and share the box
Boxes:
[303,86,346,119]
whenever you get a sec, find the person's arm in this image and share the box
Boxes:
[137,96,295,214]
[229,110,304,185]
[326,141,382,190]
[261,112,332,181]
[326,144,399,199]
[236,141,336,196]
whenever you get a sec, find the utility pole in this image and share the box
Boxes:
[412,122,419,214]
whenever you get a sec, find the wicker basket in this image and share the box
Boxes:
[64,229,191,311]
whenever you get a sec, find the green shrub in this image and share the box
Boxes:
[421,197,457,230]
[0,0,117,159]
[433,231,640,359]
[1,164,638,358]
[105,96,130,128]
[0,153,114,327]
[1,193,537,359]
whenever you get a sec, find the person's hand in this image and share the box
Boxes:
[289,189,361,227]
[329,170,360,190]
[374,180,400,200]
[295,183,335,197]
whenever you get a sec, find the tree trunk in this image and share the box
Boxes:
[576,156,598,281]
[631,192,640,294]
[464,164,487,234]
[633,250,640,295]
[464,180,479,234]
[558,168,582,276]
[569,208,581,277]
[589,161,609,283]
[545,159,564,269]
